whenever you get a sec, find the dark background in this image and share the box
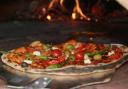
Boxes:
[0,0,127,51]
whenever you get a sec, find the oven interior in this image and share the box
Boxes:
[0,0,128,89]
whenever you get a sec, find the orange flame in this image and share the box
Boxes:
[48,0,59,9]
[72,0,90,21]
[47,0,90,21]
[60,0,64,6]
[48,0,66,11]
[60,0,67,11]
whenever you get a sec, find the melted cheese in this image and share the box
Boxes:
[84,54,91,64]
[24,60,32,64]
[33,51,41,56]
[108,51,115,56]
[84,59,91,64]
[52,46,59,50]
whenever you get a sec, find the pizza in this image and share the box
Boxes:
[1,40,128,74]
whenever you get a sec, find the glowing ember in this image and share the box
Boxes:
[46,15,52,21]
[72,12,77,20]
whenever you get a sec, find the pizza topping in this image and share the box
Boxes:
[51,49,62,57]
[108,50,115,56]
[84,54,91,64]
[43,44,52,51]
[4,40,124,69]
[75,43,81,48]
[84,54,89,59]
[66,44,75,50]
[33,51,41,56]
[21,62,29,67]
[68,55,75,61]
[23,60,33,64]
[84,59,91,64]
[52,46,59,50]
[30,41,42,47]
[14,47,27,53]
[39,56,48,60]
[7,53,25,64]
[75,52,84,61]
[93,54,102,60]
[64,50,70,59]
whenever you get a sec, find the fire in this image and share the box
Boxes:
[33,0,91,21]
[60,0,67,11]
[60,0,64,7]
[48,0,90,21]
[46,15,52,21]
[48,0,59,9]
[72,0,90,21]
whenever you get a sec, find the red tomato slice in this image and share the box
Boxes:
[75,45,86,53]
[108,53,122,60]
[51,49,62,57]
[108,48,123,60]
[39,60,49,67]
[48,56,65,65]
[58,56,66,63]
[26,47,36,53]
[75,52,84,61]
[48,59,59,65]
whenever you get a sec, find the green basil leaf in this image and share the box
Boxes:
[68,55,75,61]
[43,44,52,51]
[66,44,75,50]
[40,56,48,60]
